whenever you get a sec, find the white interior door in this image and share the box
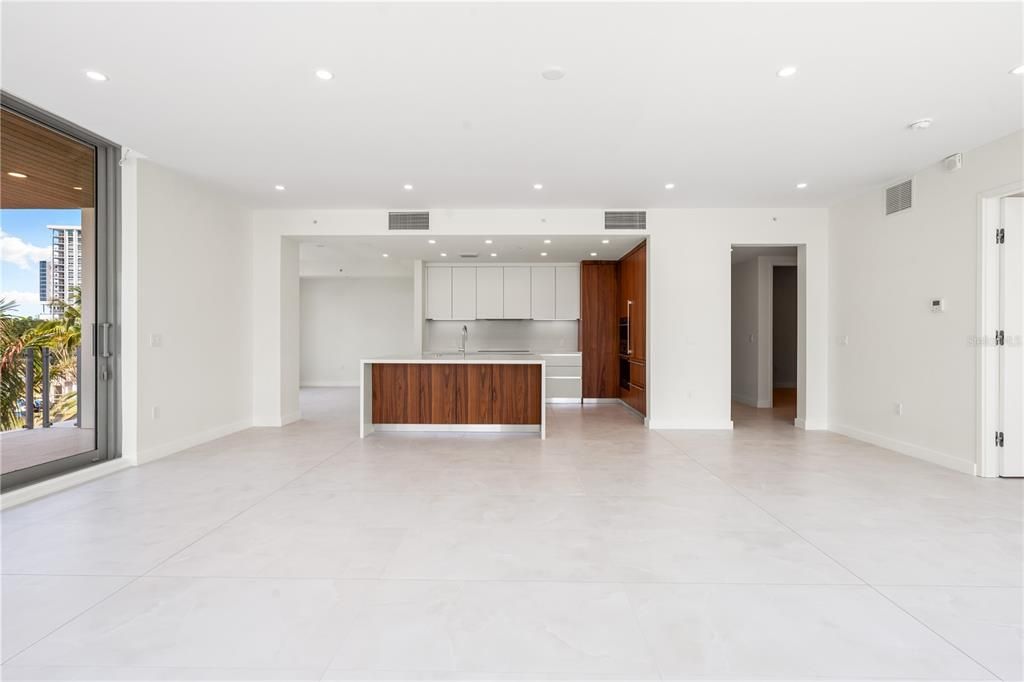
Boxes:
[999,197,1023,477]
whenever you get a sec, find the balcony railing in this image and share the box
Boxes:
[19,346,81,430]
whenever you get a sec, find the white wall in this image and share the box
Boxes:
[647,209,830,429]
[829,130,1024,474]
[731,259,759,406]
[130,160,253,462]
[251,207,829,430]
[300,277,417,386]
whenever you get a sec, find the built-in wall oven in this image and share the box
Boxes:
[619,317,629,355]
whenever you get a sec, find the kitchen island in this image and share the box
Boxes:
[360,354,546,438]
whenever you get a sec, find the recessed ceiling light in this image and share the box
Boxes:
[490,253,497,257]
[382,253,389,258]
[440,252,448,257]
[533,183,543,190]
[72,186,83,190]
[274,185,286,191]
[1011,65,1024,75]
[543,239,551,244]
[540,252,548,257]
[485,239,493,244]
[796,182,808,189]
[664,183,676,190]
[403,184,413,191]
[6,171,28,178]
[908,118,933,131]
[428,239,436,244]
[601,239,610,244]
[777,66,798,78]
[590,252,598,257]
[315,69,333,80]
[541,66,565,81]
[84,70,109,82]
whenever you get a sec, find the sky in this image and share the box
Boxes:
[0,209,82,318]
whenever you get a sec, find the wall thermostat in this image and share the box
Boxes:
[931,298,945,313]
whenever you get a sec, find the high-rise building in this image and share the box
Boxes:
[46,224,82,313]
[38,260,51,315]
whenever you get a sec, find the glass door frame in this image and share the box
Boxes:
[1,92,121,492]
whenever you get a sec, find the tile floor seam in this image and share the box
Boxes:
[3,441,348,667]
[652,423,1006,681]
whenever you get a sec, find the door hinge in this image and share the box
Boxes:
[996,330,1005,346]
[996,227,1005,244]
[996,431,1004,448]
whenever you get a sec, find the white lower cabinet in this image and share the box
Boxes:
[541,353,582,402]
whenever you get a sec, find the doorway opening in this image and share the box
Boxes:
[730,246,800,427]
[0,94,121,492]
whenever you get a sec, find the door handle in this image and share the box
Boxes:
[98,323,113,358]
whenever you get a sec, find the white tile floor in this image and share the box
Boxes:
[1,388,1021,681]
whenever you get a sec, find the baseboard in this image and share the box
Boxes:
[138,418,252,464]
[281,411,302,426]
[1,459,131,509]
[650,419,735,430]
[300,381,358,388]
[794,417,805,429]
[757,399,772,408]
[830,423,976,475]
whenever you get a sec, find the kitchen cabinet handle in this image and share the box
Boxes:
[626,301,631,355]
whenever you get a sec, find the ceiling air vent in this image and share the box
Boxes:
[605,210,647,230]
[388,211,429,230]
[459,253,479,259]
[885,179,913,215]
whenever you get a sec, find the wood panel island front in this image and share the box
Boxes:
[360,354,546,438]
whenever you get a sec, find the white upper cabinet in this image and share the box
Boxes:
[451,267,477,320]
[555,265,581,320]
[476,267,503,319]
[503,267,532,319]
[531,267,556,320]
[425,266,452,320]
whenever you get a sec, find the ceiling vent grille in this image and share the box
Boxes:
[459,253,479,259]
[885,180,913,215]
[388,211,429,230]
[605,210,647,230]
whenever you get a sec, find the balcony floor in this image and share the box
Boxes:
[0,424,95,474]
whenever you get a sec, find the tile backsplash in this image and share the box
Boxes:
[425,320,579,353]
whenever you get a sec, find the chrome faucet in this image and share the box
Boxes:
[458,325,469,353]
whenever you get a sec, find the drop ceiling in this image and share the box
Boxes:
[2,2,1020,209]
[298,234,644,276]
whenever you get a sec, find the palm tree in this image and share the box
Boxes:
[0,292,82,431]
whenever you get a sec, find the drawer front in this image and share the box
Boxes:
[628,361,646,389]
[540,354,582,368]
[546,376,582,400]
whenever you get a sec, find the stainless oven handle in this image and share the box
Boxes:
[626,300,632,355]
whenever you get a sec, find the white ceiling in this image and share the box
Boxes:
[298,233,644,276]
[3,3,1021,209]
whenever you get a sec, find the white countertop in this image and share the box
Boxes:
[363,353,545,365]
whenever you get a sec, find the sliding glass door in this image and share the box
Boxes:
[0,93,120,491]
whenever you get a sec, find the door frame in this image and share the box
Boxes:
[976,181,1024,478]
[0,92,122,492]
